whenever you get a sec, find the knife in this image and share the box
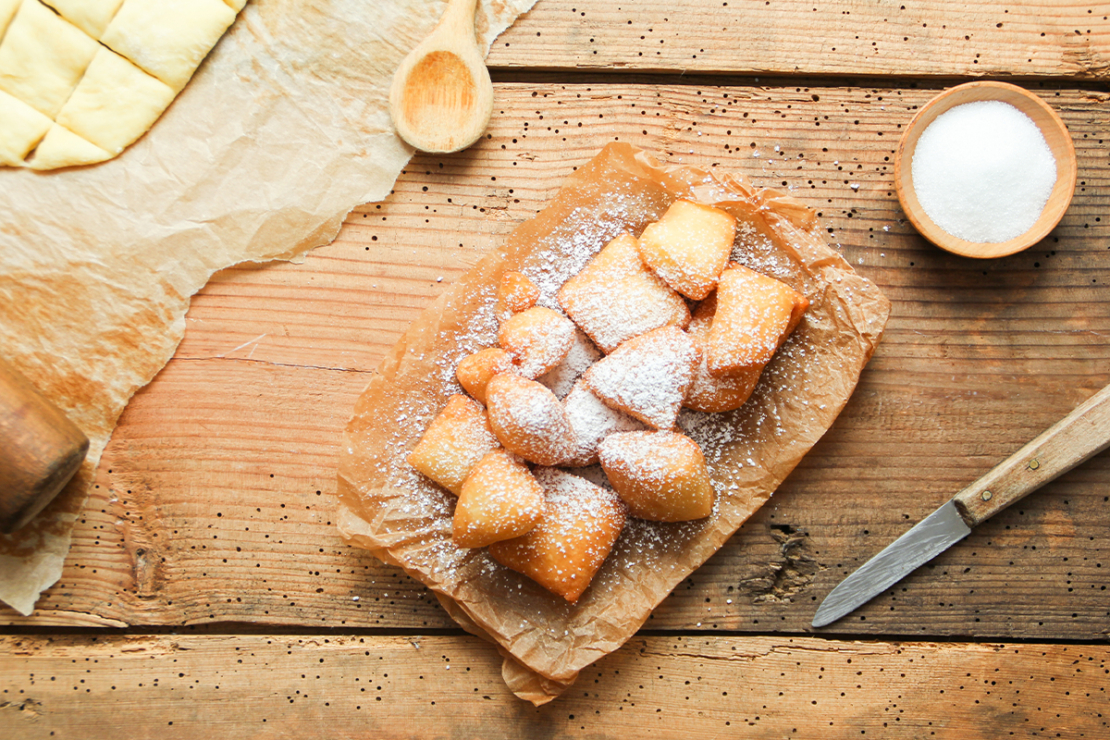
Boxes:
[812,380,1110,629]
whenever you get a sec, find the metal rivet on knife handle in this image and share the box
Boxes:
[952,383,1110,528]
[980,490,992,501]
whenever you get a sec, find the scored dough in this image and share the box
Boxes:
[0,0,98,117]
[0,0,21,36]
[100,0,237,92]
[0,0,246,169]
[26,123,110,170]
[41,0,124,39]
[56,47,175,156]
[0,88,51,166]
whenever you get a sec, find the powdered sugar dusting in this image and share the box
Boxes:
[584,326,698,429]
[563,380,646,466]
[538,328,601,399]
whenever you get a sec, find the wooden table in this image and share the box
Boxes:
[3,2,1109,736]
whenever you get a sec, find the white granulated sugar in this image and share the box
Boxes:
[911,100,1057,244]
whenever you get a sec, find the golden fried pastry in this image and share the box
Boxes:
[497,270,540,318]
[498,306,576,379]
[563,379,645,467]
[598,430,714,522]
[638,200,736,301]
[583,325,699,430]
[456,347,516,405]
[489,468,626,603]
[683,292,763,413]
[485,373,575,466]
[706,263,808,377]
[453,450,544,549]
[536,327,601,400]
[407,394,499,495]
[557,233,689,353]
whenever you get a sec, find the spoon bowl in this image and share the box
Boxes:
[894,81,1077,259]
[389,0,494,154]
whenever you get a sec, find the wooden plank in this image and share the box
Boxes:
[2,84,1108,637]
[491,0,1110,79]
[2,634,1108,738]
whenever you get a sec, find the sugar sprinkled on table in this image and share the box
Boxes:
[911,100,1056,244]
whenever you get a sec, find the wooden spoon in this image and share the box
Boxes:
[389,0,494,154]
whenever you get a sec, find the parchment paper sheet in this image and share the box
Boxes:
[0,0,537,616]
[337,143,892,703]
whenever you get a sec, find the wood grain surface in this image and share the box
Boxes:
[3,0,1110,733]
[2,634,1107,738]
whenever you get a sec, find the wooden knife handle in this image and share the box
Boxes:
[953,381,1110,528]
[0,358,89,534]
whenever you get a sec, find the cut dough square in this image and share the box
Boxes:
[0,0,98,117]
[55,47,175,156]
[0,88,52,166]
[42,0,125,38]
[26,123,111,170]
[0,0,21,37]
[101,0,236,91]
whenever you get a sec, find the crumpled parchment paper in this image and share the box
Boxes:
[337,142,892,704]
[0,0,537,616]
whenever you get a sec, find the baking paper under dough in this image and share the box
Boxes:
[337,143,891,704]
[0,0,538,617]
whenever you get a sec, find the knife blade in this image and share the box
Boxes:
[812,380,1110,629]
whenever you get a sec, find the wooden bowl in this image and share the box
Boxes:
[894,81,1077,259]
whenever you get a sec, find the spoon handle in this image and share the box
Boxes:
[436,0,479,41]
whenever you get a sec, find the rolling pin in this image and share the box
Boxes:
[0,358,89,534]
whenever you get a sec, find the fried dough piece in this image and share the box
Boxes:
[498,306,576,379]
[485,373,574,466]
[638,200,736,301]
[683,292,763,412]
[489,468,626,603]
[453,450,544,549]
[599,430,714,522]
[496,271,540,318]
[706,263,808,377]
[407,394,499,496]
[456,348,516,405]
[583,325,698,430]
[558,233,689,353]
